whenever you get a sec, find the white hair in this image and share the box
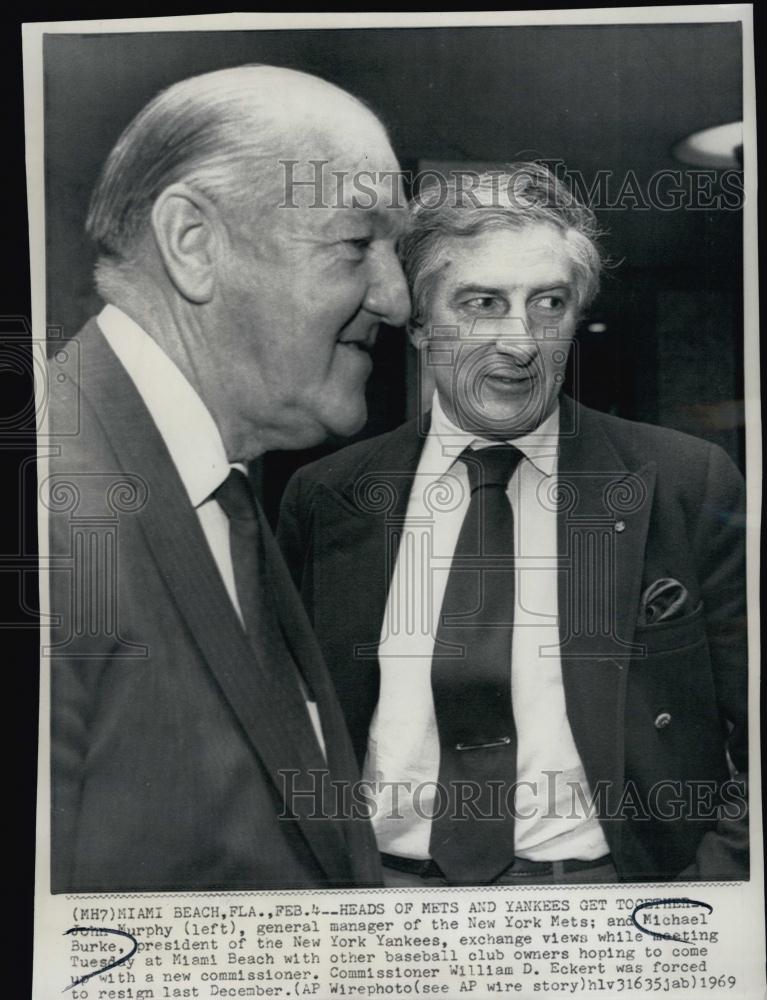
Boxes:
[400,162,606,329]
[87,64,383,298]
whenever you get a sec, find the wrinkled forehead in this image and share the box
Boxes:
[431,223,583,291]
[265,103,402,199]
[272,157,410,240]
[278,155,407,212]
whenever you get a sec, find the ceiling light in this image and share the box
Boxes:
[672,121,742,169]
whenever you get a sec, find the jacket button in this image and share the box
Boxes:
[615,520,626,533]
[654,712,672,730]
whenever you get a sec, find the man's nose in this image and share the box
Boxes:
[493,313,539,367]
[364,245,411,328]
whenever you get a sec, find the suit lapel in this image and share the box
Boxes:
[556,397,657,830]
[78,322,350,882]
[257,506,382,881]
[307,417,429,757]
[335,413,431,602]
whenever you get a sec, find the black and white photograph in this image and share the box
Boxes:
[22,8,763,999]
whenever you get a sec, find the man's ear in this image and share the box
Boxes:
[150,183,219,303]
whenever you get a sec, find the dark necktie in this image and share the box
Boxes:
[214,468,315,709]
[429,444,524,883]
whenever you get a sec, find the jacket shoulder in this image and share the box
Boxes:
[577,402,738,474]
[290,417,424,492]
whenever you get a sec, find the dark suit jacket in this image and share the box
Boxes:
[277,396,748,882]
[48,319,382,892]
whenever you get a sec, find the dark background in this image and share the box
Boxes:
[43,22,745,524]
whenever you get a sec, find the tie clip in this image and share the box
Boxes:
[455,737,512,751]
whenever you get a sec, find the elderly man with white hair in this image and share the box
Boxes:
[48,64,410,892]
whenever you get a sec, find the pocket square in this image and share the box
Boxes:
[639,577,691,625]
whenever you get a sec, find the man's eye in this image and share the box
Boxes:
[343,237,372,256]
[464,296,504,313]
[531,294,566,311]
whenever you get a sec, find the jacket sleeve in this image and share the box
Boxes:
[678,442,749,879]
[49,496,110,891]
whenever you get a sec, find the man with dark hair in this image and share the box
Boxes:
[278,163,748,886]
[47,64,410,892]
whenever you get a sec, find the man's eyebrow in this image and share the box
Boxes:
[321,204,408,239]
[349,201,410,237]
[451,281,574,298]
[528,281,574,297]
[451,283,507,298]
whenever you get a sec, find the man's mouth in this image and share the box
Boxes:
[339,340,373,353]
[484,367,536,385]
[338,329,378,355]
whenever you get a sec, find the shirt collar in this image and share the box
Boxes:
[97,304,232,507]
[429,390,559,478]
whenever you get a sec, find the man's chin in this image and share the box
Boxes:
[298,402,368,449]
[443,375,556,437]
[329,404,368,441]
[450,400,552,439]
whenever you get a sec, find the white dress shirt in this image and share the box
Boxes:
[363,391,609,862]
[98,304,325,754]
